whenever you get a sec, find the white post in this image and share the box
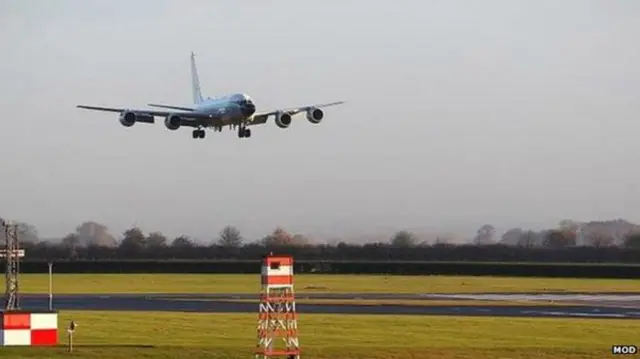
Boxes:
[68,330,73,353]
[48,261,53,311]
[68,320,77,353]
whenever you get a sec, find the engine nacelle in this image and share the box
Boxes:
[306,108,324,124]
[119,111,136,127]
[118,111,154,127]
[164,114,181,130]
[275,112,292,129]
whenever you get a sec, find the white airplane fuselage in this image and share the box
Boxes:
[191,93,256,126]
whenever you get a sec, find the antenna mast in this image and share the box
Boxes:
[1,219,23,311]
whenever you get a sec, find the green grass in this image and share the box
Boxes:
[17,274,640,294]
[3,311,637,358]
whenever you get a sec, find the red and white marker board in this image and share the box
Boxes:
[0,311,58,346]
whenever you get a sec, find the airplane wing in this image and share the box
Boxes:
[76,105,171,116]
[248,101,345,125]
[76,105,225,127]
[147,103,196,111]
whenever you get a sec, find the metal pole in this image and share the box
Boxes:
[68,321,76,352]
[48,261,53,311]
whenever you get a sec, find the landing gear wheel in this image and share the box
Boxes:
[238,126,249,138]
[192,129,205,139]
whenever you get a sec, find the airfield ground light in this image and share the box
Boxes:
[67,320,77,352]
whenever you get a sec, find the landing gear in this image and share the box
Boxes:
[192,129,205,139]
[238,126,251,139]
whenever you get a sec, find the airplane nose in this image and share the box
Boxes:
[242,103,256,116]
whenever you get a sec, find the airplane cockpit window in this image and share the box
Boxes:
[233,94,253,106]
[231,94,246,102]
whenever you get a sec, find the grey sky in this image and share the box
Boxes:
[1,0,640,242]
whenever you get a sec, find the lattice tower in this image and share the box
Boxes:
[254,255,300,359]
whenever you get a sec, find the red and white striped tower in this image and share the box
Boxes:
[255,254,300,359]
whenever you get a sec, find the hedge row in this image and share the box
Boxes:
[19,260,640,278]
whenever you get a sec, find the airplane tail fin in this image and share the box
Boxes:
[190,52,204,104]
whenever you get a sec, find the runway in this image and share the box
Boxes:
[12,293,640,319]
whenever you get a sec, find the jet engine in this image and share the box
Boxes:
[119,111,136,127]
[306,108,323,124]
[164,114,181,130]
[275,112,292,129]
[118,111,154,127]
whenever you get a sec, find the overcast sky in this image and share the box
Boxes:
[1,0,640,242]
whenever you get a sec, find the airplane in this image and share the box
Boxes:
[76,53,345,139]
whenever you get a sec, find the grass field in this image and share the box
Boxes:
[3,311,637,359]
[5,274,639,358]
[17,274,640,294]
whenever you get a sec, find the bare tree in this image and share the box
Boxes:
[558,219,580,233]
[273,227,293,243]
[500,228,524,246]
[0,221,39,245]
[390,230,416,247]
[262,227,294,246]
[217,225,243,247]
[75,221,117,248]
[61,233,80,258]
[586,230,615,248]
[543,229,575,248]
[147,231,168,249]
[516,230,538,248]
[16,222,39,244]
[171,235,194,248]
[623,233,640,249]
[473,224,495,245]
[119,227,146,255]
[291,234,310,246]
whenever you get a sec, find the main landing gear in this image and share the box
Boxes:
[192,129,205,139]
[238,125,251,138]
[190,126,250,139]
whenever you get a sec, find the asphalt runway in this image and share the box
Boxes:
[11,293,640,319]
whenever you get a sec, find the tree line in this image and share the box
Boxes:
[9,222,640,263]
